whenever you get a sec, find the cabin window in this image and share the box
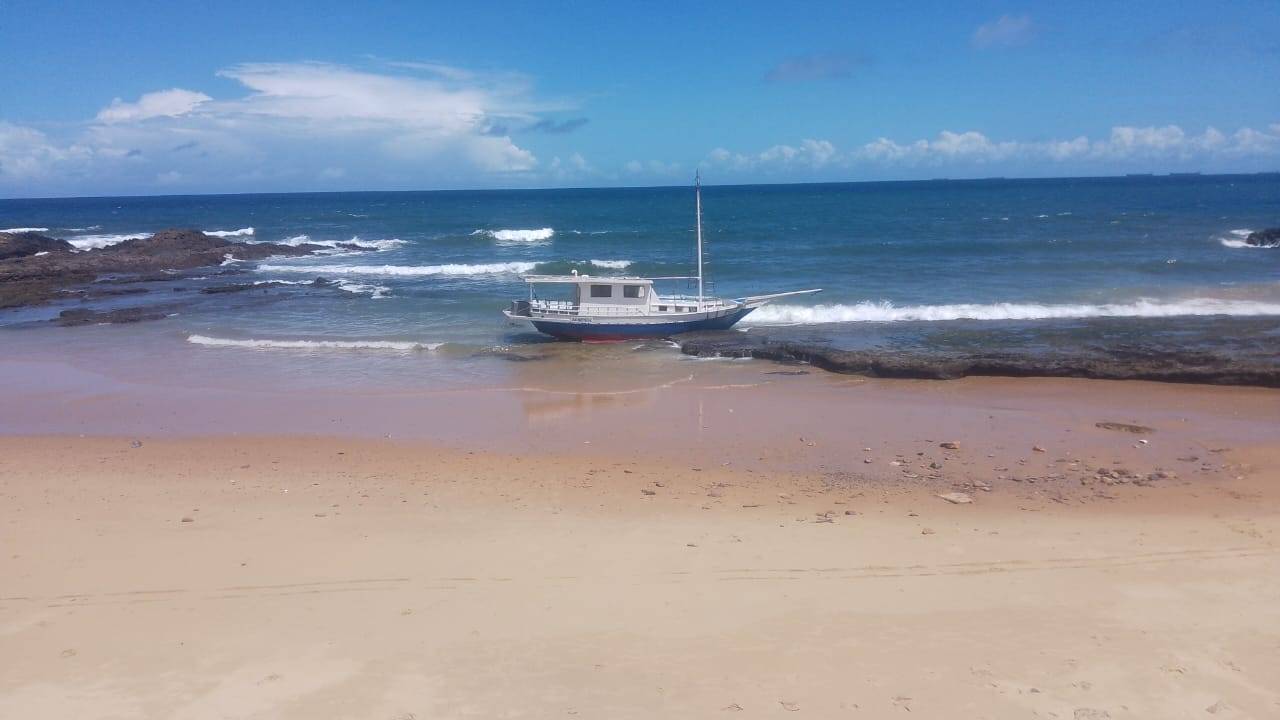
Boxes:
[623,285,643,299]
[658,305,668,312]
[589,284,612,298]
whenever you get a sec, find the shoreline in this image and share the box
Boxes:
[3,311,1279,717]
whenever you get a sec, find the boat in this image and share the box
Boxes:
[503,174,821,340]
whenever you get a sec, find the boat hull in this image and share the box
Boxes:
[524,306,755,340]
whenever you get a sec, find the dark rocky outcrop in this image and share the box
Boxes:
[1246,228,1280,247]
[55,306,173,326]
[674,331,1280,388]
[0,229,332,308]
[0,231,74,260]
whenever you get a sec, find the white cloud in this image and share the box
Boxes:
[96,89,211,123]
[972,14,1035,49]
[707,123,1280,177]
[1,61,568,194]
[706,139,836,173]
[623,159,682,176]
[0,122,93,180]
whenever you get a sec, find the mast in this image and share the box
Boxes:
[695,170,704,308]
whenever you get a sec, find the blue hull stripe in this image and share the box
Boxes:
[531,307,755,340]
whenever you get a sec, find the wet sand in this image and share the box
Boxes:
[1,338,1279,718]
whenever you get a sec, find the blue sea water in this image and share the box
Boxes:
[3,174,1279,360]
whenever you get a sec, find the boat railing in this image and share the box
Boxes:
[523,298,732,318]
[525,300,646,318]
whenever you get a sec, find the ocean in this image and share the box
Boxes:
[3,174,1279,388]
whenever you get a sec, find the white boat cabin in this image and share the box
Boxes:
[516,274,730,318]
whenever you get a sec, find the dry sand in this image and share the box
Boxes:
[2,423,1278,718]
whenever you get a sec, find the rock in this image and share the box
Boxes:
[1245,227,1280,248]
[56,302,171,325]
[779,701,799,712]
[672,328,1280,389]
[722,703,743,711]
[1095,422,1154,434]
[0,231,74,260]
[180,516,194,523]
[0,228,347,309]
[921,527,935,535]
[201,283,267,294]
[1032,445,1046,453]
[130,440,143,449]
[1205,700,1228,714]
[940,442,961,450]
[55,306,171,326]
[937,492,974,504]
[641,489,656,495]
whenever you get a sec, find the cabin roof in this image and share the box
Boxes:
[521,274,659,285]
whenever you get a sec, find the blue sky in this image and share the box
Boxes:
[2,0,1278,197]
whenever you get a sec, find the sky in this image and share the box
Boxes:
[1,0,1279,197]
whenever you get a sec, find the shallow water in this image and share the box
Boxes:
[3,174,1278,382]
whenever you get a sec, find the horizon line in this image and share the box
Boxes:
[3,169,1278,203]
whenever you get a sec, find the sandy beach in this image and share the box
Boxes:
[2,348,1278,719]
[5,3,1280,717]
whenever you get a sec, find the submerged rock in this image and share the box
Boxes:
[1245,227,1280,247]
[55,306,172,326]
[673,328,1280,388]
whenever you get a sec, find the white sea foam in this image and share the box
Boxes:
[64,225,102,232]
[251,278,389,298]
[334,280,391,298]
[588,259,633,269]
[1219,228,1274,249]
[66,232,148,250]
[256,261,538,277]
[1,227,49,233]
[205,227,255,238]
[187,334,437,351]
[220,254,241,266]
[263,234,406,253]
[745,298,1280,324]
[473,228,555,242]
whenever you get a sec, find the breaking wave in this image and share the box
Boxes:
[1,227,49,233]
[205,227,255,238]
[186,335,438,351]
[472,228,555,242]
[255,261,538,277]
[1219,228,1275,249]
[66,232,149,250]
[261,234,406,253]
[745,298,1280,324]
[588,259,633,269]
[253,279,390,298]
[333,280,391,298]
